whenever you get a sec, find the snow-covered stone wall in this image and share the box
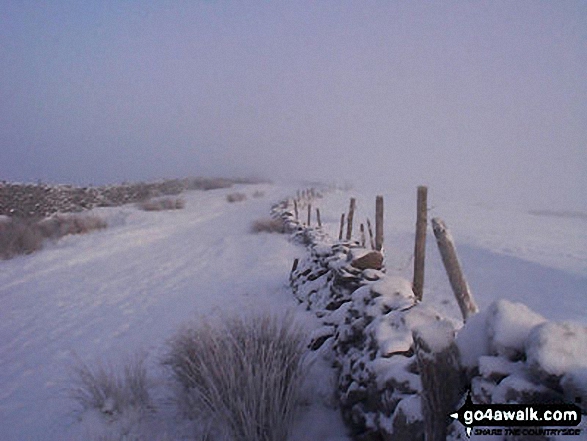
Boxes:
[273,197,457,441]
[457,299,587,413]
[273,194,587,441]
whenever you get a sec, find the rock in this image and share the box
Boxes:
[351,250,384,270]
[492,374,563,404]
[388,396,424,441]
[526,321,587,385]
[486,299,546,360]
[561,368,587,412]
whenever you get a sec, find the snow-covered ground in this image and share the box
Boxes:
[315,187,586,325]
[0,184,349,440]
[0,182,585,440]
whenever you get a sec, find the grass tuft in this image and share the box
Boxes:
[0,217,44,258]
[164,312,308,441]
[225,192,247,203]
[137,198,186,211]
[0,213,107,260]
[68,353,152,418]
[250,218,285,234]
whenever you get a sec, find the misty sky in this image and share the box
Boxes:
[1,1,585,210]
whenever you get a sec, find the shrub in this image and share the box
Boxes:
[225,192,247,203]
[68,353,152,418]
[37,213,107,239]
[164,312,308,441]
[1,213,108,260]
[0,217,44,259]
[137,198,185,211]
[251,218,285,234]
[252,190,265,198]
[186,177,234,191]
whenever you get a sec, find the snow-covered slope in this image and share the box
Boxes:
[0,184,349,440]
[314,188,586,325]
[0,182,584,440]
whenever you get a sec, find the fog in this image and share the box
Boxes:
[1,1,585,210]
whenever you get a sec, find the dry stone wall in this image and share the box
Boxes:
[272,197,455,441]
[273,194,587,441]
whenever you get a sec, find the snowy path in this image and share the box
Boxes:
[1,182,585,440]
[0,184,349,440]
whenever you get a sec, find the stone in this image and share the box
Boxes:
[351,251,384,270]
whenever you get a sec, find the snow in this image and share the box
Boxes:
[486,299,547,359]
[1,181,586,440]
[315,187,587,325]
[526,321,587,378]
[491,374,553,404]
[413,319,456,354]
[561,368,587,407]
[0,183,350,441]
[477,356,522,380]
[369,357,421,392]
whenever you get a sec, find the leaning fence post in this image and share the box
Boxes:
[431,217,478,320]
[375,195,384,251]
[346,198,356,241]
[316,208,322,228]
[413,186,428,301]
[339,213,345,240]
[293,199,299,220]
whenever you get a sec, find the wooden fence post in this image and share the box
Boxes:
[339,213,345,240]
[293,199,299,220]
[316,208,322,228]
[291,258,299,273]
[307,203,312,226]
[360,223,366,247]
[375,195,384,251]
[413,186,428,301]
[431,218,478,320]
[366,218,375,250]
[346,198,356,241]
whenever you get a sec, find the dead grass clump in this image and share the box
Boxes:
[251,218,285,234]
[185,177,234,191]
[68,353,152,418]
[137,198,186,211]
[0,213,107,260]
[226,192,247,203]
[164,312,308,441]
[0,217,44,259]
[37,213,107,239]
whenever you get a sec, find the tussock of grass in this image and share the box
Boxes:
[0,217,44,258]
[137,197,185,211]
[164,312,308,441]
[0,213,107,260]
[37,213,107,238]
[68,353,152,418]
[251,218,285,234]
[225,192,247,203]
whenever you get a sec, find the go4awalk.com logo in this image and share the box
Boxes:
[450,393,583,438]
